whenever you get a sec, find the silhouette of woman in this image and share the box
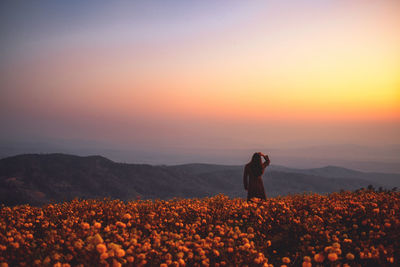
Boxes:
[243,152,270,201]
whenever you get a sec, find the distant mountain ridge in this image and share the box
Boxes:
[1,153,398,206]
[2,141,400,172]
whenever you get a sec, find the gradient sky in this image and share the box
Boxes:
[1,0,399,163]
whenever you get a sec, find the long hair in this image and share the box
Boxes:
[249,153,263,177]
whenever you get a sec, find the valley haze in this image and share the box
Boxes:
[1,139,399,173]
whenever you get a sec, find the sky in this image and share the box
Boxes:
[1,0,399,166]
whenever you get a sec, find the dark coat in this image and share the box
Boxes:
[243,160,269,201]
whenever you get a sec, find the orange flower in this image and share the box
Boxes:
[0,191,398,266]
[96,243,107,254]
[100,252,109,260]
[327,253,338,262]
[116,248,125,258]
[314,253,325,263]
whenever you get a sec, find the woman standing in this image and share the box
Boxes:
[243,152,270,201]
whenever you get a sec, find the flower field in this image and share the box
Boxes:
[0,191,399,267]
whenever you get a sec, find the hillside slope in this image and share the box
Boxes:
[1,154,397,205]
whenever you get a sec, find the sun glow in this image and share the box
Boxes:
[1,0,399,149]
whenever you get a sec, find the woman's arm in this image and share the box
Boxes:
[262,154,270,168]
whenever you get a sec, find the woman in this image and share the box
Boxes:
[243,152,270,201]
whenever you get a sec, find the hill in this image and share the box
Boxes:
[1,153,399,206]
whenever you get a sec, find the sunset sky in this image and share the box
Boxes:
[1,0,399,165]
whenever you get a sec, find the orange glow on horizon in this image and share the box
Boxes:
[1,0,399,148]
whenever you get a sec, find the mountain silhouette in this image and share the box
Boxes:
[1,153,398,206]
